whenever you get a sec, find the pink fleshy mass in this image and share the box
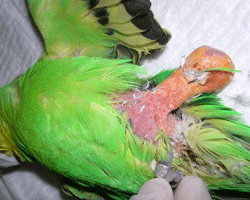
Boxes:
[204,48,226,58]
[115,92,177,141]
[114,46,235,143]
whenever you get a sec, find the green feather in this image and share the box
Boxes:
[173,93,250,192]
[27,0,115,58]
[185,104,242,119]
[1,56,249,197]
[138,68,176,89]
[184,93,242,120]
[148,69,176,86]
[204,67,241,73]
[203,119,250,143]
[0,56,159,199]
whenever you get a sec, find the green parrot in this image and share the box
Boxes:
[0,0,249,200]
[1,48,249,199]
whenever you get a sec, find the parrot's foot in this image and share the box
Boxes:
[154,164,184,183]
[154,162,171,178]
[154,150,184,184]
[154,158,184,186]
[164,170,184,184]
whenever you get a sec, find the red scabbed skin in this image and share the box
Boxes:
[115,46,235,142]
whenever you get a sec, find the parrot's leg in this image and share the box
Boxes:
[115,46,235,142]
[154,150,184,186]
[154,150,174,178]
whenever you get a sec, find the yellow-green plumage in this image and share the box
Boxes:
[0,58,250,199]
[0,57,164,199]
[173,93,250,192]
[27,0,171,62]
